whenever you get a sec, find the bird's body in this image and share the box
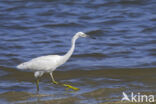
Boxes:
[17,55,62,72]
[17,32,90,91]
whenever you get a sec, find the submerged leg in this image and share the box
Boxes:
[50,72,58,84]
[34,71,44,92]
[49,72,79,91]
[36,78,39,92]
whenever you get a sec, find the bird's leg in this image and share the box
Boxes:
[49,72,79,91]
[34,71,44,92]
[36,78,40,92]
[50,72,58,84]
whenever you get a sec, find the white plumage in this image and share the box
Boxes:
[17,55,61,72]
[16,32,89,91]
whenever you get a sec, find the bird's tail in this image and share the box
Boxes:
[16,62,28,70]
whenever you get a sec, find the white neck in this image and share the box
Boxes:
[61,34,79,65]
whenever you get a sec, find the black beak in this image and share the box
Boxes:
[87,35,96,39]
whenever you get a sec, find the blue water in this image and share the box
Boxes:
[0,0,156,103]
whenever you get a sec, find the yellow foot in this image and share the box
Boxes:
[63,84,80,91]
[52,81,58,84]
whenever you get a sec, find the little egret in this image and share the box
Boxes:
[17,32,92,91]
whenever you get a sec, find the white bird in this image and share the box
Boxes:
[17,32,91,91]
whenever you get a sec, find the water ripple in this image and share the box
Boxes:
[0,0,156,103]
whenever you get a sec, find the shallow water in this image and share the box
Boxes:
[0,0,156,103]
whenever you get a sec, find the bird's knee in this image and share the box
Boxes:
[34,71,44,78]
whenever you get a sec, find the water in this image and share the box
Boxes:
[0,0,156,103]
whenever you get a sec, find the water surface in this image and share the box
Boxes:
[0,0,156,103]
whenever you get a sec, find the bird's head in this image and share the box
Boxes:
[77,32,88,38]
[76,32,96,39]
